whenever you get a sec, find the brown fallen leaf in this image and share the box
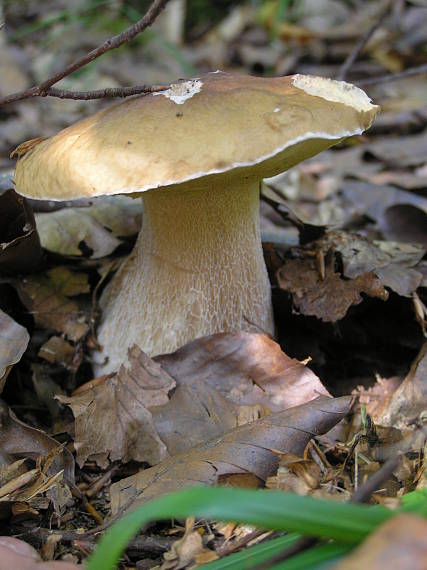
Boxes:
[0,189,42,273]
[160,518,216,570]
[151,380,242,456]
[110,396,351,513]
[16,267,89,342]
[342,181,427,246]
[0,309,29,393]
[62,334,329,466]
[366,132,427,168]
[277,257,388,322]
[379,342,427,428]
[357,375,403,423]
[58,346,176,468]
[0,401,74,485]
[333,514,427,570]
[382,204,427,247]
[279,231,424,298]
[157,332,329,411]
[38,337,77,370]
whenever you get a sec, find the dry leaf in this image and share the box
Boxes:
[35,195,141,259]
[380,342,427,428]
[277,257,388,322]
[151,380,241,456]
[0,401,74,485]
[0,309,29,393]
[366,132,427,168]
[58,346,176,467]
[110,396,350,513]
[16,268,89,342]
[39,337,77,369]
[63,334,329,466]
[161,518,215,570]
[157,332,329,411]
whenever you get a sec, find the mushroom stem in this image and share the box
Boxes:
[94,178,274,374]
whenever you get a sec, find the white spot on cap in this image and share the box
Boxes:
[292,74,376,113]
[153,79,203,105]
[273,107,280,113]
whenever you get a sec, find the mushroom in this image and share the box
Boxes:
[13,72,379,374]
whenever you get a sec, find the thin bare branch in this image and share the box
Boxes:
[357,63,427,87]
[0,0,170,106]
[43,84,167,101]
[337,0,391,81]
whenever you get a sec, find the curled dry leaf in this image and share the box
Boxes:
[320,231,424,297]
[156,332,329,411]
[333,514,427,570]
[0,309,29,393]
[343,181,427,246]
[0,189,42,273]
[58,346,176,468]
[38,336,77,370]
[160,518,216,570]
[379,342,427,428]
[0,401,74,485]
[382,204,427,247]
[277,257,388,322]
[62,333,329,466]
[110,396,351,513]
[35,195,142,259]
[16,267,89,342]
[366,132,427,168]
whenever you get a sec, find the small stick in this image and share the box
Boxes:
[350,453,401,503]
[357,64,427,87]
[337,0,391,81]
[0,0,170,106]
[258,453,402,569]
[39,85,167,101]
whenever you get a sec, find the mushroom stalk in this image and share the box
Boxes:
[94,178,274,374]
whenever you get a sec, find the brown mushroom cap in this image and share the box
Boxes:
[14,72,379,201]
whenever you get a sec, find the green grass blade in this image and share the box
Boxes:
[270,543,351,569]
[200,534,300,570]
[399,488,427,516]
[87,486,392,570]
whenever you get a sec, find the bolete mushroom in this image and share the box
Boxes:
[13,72,379,374]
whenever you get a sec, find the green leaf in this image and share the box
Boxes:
[269,543,351,569]
[87,486,391,570]
[200,534,300,570]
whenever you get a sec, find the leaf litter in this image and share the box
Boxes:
[1,0,427,567]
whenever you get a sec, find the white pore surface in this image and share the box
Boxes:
[292,74,375,112]
[153,79,203,104]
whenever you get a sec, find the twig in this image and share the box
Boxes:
[0,0,170,106]
[258,453,402,569]
[349,453,401,503]
[39,84,167,101]
[357,64,427,87]
[337,0,391,81]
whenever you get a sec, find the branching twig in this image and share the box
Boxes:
[337,0,391,81]
[357,63,427,87]
[259,453,403,569]
[0,0,170,106]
